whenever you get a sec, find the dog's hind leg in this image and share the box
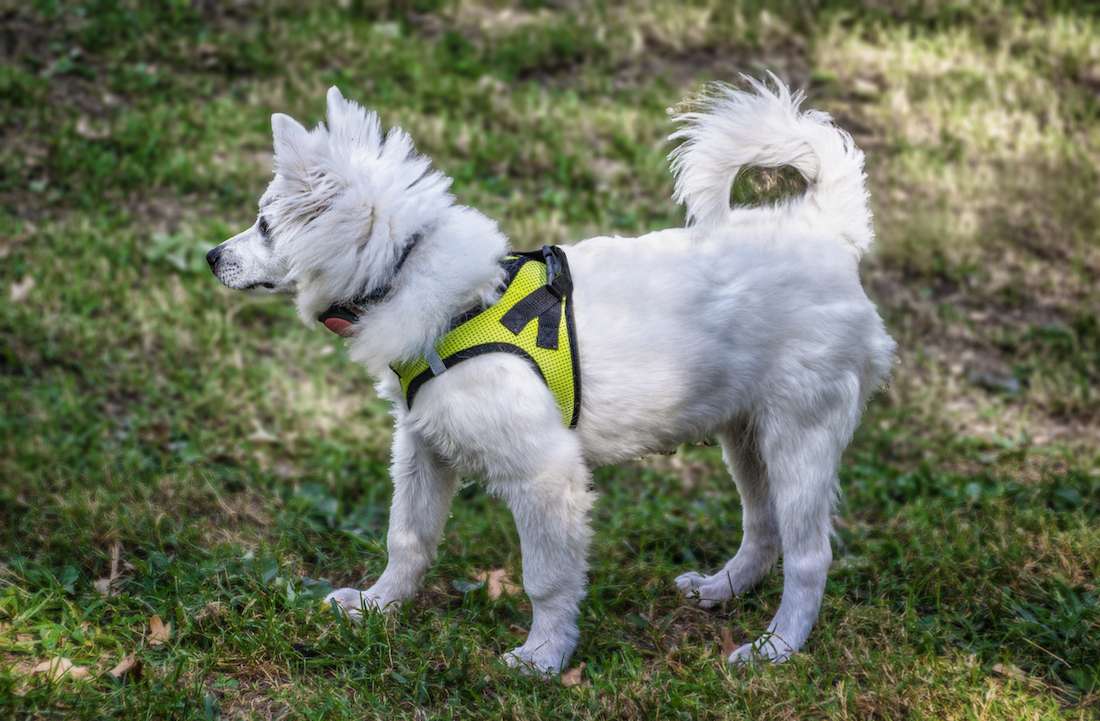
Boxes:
[497,438,594,675]
[727,381,859,664]
[326,424,458,619]
[676,419,780,606]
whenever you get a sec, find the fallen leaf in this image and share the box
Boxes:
[110,542,121,574]
[560,662,586,687]
[94,542,123,597]
[148,615,171,645]
[108,654,138,678]
[195,601,225,623]
[9,276,34,303]
[992,662,1049,691]
[451,578,484,594]
[476,569,521,600]
[32,657,89,681]
[720,627,736,658]
[992,662,1026,681]
[248,422,278,444]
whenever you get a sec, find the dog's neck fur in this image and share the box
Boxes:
[345,205,509,377]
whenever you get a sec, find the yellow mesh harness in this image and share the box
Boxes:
[390,246,581,427]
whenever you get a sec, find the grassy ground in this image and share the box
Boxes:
[1,1,1098,718]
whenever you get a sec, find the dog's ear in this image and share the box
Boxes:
[326,86,346,112]
[271,112,311,180]
[272,113,307,154]
[326,86,381,151]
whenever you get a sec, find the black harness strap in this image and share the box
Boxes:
[498,246,573,350]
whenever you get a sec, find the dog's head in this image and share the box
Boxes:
[207,87,454,325]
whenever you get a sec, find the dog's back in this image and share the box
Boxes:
[569,77,895,466]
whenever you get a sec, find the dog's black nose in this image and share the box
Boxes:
[206,246,223,271]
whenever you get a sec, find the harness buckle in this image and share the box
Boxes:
[542,245,572,299]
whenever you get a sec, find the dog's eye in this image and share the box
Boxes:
[258,215,271,241]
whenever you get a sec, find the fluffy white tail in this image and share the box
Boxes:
[668,73,874,256]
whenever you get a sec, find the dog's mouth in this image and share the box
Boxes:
[318,305,358,337]
[242,282,276,291]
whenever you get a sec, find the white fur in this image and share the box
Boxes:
[210,77,896,674]
[670,72,875,256]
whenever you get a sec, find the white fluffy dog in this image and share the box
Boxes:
[208,75,896,674]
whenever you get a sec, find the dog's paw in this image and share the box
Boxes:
[501,643,571,677]
[675,570,734,609]
[727,636,795,666]
[324,587,398,621]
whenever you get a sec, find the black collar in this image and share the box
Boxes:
[317,232,422,335]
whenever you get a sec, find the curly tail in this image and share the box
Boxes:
[668,73,874,257]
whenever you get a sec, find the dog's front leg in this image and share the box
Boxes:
[326,425,457,619]
[498,446,594,675]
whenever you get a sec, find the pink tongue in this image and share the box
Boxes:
[323,317,354,336]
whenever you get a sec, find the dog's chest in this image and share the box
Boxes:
[384,352,572,484]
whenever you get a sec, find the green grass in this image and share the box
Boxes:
[2,1,1099,718]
